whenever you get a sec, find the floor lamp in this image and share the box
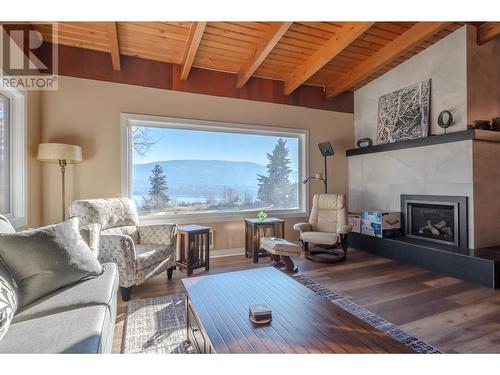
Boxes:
[302,141,346,263]
[38,143,82,221]
[302,142,335,193]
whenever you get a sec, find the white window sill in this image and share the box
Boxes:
[139,210,309,225]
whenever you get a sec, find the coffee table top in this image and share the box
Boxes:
[182,267,413,354]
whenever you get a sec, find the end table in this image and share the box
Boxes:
[244,218,285,263]
[177,225,210,276]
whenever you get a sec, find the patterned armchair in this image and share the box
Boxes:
[69,197,177,301]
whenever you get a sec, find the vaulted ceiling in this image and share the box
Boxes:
[29,21,497,97]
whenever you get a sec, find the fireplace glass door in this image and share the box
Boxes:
[407,201,459,246]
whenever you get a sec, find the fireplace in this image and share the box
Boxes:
[401,195,468,249]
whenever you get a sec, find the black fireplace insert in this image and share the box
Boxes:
[401,195,468,249]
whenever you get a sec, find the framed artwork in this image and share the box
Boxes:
[376,79,431,144]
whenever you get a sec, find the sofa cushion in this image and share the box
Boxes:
[0,217,104,308]
[135,244,174,270]
[0,305,113,353]
[13,263,118,323]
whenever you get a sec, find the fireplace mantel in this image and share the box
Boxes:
[346,129,500,157]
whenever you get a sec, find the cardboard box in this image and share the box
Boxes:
[361,211,401,238]
[348,212,361,233]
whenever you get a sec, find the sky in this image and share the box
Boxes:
[133,126,300,170]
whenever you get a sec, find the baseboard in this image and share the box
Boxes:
[210,247,245,258]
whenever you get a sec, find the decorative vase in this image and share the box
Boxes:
[356,137,373,148]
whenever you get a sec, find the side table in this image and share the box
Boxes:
[244,218,285,263]
[177,225,210,276]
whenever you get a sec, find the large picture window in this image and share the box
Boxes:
[0,88,26,228]
[0,94,10,214]
[122,114,308,222]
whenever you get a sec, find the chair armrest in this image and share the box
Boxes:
[138,223,177,245]
[80,223,102,258]
[337,224,353,235]
[99,233,137,288]
[293,222,312,232]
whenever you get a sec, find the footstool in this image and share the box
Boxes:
[260,237,301,273]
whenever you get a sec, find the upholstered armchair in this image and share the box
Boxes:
[293,194,352,262]
[69,197,177,301]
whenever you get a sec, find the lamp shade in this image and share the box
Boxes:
[37,143,82,164]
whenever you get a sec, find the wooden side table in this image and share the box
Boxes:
[177,225,210,276]
[244,218,285,263]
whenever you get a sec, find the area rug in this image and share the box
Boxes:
[122,294,194,353]
[123,276,441,354]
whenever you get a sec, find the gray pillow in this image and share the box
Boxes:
[0,217,104,308]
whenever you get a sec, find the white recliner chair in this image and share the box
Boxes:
[293,194,352,262]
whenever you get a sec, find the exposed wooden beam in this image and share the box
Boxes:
[284,22,374,95]
[236,22,292,88]
[326,22,450,98]
[106,22,121,71]
[477,22,500,45]
[180,22,207,80]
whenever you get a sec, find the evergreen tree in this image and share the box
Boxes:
[257,138,295,208]
[143,164,169,210]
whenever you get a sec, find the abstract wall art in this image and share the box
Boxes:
[376,79,431,144]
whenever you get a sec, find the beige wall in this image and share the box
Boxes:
[39,76,354,249]
[473,141,500,249]
[467,25,500,125]
[26,90,42,228]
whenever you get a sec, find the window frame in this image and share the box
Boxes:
[0,87,27,228]
[121,113,309,224]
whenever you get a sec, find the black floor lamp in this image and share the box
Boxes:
[302,142,334,193]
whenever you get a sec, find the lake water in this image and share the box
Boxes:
[134,195,208,205]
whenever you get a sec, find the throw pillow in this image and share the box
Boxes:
[0,217,104,308]
[0,259,17,342]
[0,214,15,235]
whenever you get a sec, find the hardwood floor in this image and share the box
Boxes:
[113,249,500,353]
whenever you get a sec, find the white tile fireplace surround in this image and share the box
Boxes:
[348,140,475,248]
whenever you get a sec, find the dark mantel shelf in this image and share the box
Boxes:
[346,129,500,157]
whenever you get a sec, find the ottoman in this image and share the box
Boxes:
[260,237,301,273]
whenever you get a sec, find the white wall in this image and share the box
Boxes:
[354,26,468,143]
[349,26,480,248]
[348,141,474,248]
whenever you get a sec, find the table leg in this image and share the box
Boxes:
[187,233,193,276]
[283,256,298,273]
[205,230,210,271]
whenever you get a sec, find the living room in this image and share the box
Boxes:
[1,0,500,373]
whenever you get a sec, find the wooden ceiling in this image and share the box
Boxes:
[31,21,473,97]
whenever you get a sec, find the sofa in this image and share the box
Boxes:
[0,215,118,354]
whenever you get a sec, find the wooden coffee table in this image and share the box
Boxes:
[182,267,413,353]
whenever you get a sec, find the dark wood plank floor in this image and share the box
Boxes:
[113,249,500,353]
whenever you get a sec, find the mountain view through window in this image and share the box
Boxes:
[132,125,300,216]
